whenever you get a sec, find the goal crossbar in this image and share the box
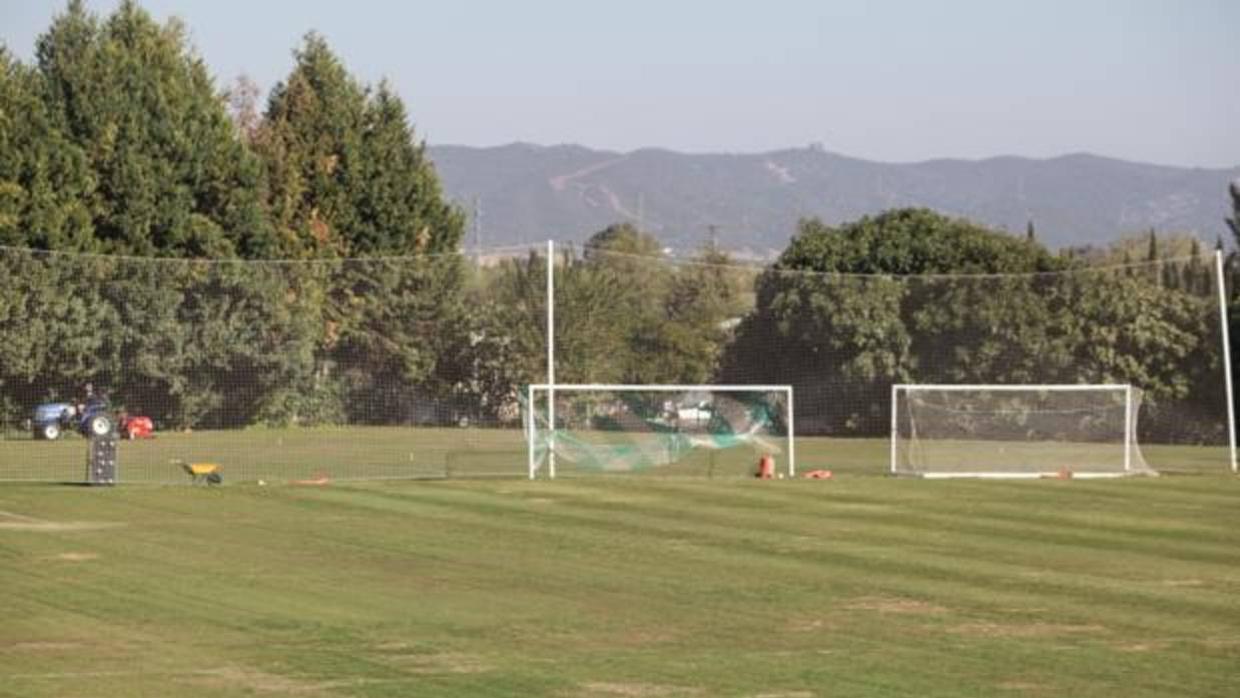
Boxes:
[530,383,795,392]
[892,383,1133,392]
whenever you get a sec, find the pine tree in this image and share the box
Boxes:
[256,35,465,258]
[255,34,467,421]
[1145,228,1161,286]
[355,82,464,255]
[257,33,369,257]
[0,46,95,249]
[1184,237,1203,294]
[34,0,270,257]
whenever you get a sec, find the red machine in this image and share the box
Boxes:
[121,415,154,439]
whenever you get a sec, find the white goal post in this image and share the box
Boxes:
[527,383,795,479]
[890,384,1154,478]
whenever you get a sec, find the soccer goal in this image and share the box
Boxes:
[891,384,1155,478]
[526,384,794,479]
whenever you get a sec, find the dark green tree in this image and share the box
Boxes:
[257,33,369,258]
[638,243,751,384]
[437,252,547,424]
[34,0,271,257]
[355,82,464,255]
[720,208,1215,436]
[257,36,463,258]
[0,47,95,250]
[256,34,467,423]
[1227,181,1240,247]
[576,223,675,382]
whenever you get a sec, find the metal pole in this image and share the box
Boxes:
[527,383,535,480]
[890,384,899,475]
[547,240,557,479]
[1124,385,1133,473]
[1215,250,1238,473]
[786,387,796,477]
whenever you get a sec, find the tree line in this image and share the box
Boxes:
[0,1,1234,444]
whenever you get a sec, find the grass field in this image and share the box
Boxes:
[0,427,1232,483]
[2,474,1238,697]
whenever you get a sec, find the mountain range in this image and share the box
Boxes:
[428,143,1240,257]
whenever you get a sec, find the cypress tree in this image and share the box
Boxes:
[258,36,462,257]
[255,34,468,422]
[1227,181,1240,255]
[34,0,270,257]
[356,82,464,255]
[0,46,95,249]
[257,33,369,258]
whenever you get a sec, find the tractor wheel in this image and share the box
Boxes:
[39,423,61,440]
[86,415,113,438]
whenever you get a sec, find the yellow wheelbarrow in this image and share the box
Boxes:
[172,459,222,485]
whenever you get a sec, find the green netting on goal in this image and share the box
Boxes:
[525,385,793,478]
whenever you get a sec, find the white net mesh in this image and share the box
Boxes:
[893,386,1153,477]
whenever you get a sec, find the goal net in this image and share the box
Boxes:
[526,384,794,478]
[891,384,1154,478]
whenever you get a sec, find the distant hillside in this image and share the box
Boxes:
[428,143,1240,256]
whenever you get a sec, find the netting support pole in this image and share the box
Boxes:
[527,383,535,480]
[1216,250,1237,473]
[889,384,899,475]
[1124,385,1133,473]
[547,239,557,479]
[786,386,796,477]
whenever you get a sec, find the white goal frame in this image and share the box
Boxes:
[527,383,795,479]
[890,383,1143,479]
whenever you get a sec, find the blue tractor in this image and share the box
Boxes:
[32,396,115,440]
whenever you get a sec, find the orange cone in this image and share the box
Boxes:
[756,454,775,479]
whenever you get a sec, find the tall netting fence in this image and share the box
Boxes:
[1,244,1233,482]
[555,248,1232,476]
[0,244,549,483]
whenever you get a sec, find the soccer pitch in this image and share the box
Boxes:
[1,473,1238,697]
[0,427,1231,483]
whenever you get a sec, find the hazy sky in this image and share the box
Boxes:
[3,0,1237,167]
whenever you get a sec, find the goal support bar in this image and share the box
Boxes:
[1215,250,1238,473]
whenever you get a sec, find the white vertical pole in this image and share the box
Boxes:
[1123,385,1133,473]
[547,240,557,479]
[786,387,796,477]
[890,384,899,475]
[527,383,535,480]
[1215,250,1238,473]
